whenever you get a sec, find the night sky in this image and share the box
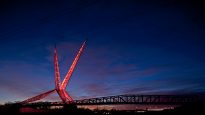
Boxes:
[0,0,205,104]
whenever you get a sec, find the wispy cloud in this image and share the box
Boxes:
[0,60,54,103]
[44,41,174,99]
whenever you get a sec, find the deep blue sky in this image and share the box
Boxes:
[0,0,205,104]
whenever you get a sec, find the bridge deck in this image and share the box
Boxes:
[22,94,198,107]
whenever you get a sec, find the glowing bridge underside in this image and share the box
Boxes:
[21,41,86,104]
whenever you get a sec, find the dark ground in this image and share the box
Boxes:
[0,102,205,115]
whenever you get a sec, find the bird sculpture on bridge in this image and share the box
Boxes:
[20,41,86,104]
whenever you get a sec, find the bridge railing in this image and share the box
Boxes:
[74,94,198,105]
